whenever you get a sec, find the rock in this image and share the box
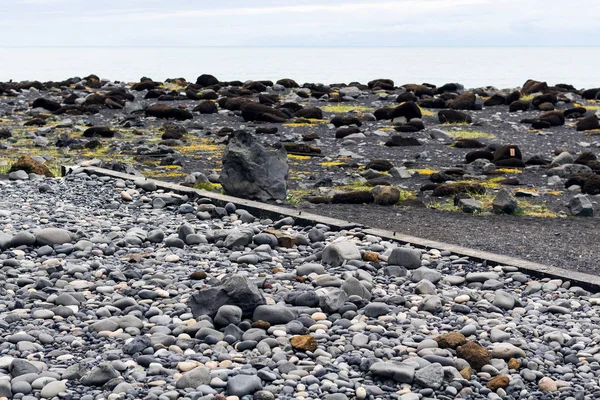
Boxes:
[569,194,595,216]
[10,359,39,377]
[432,182,485,197]
[493,290,515,310]
[487,375,510,390]
[35,228,72,246]
[492,343,526,359]
[241,102,289,122]
[438,110,472,124]
[196,74,219,87]
[492,189,518,214]
[388,101,422,121]
[450,92,478,110]
[372,185,400,205]
[411,267,442,284]
[290,335,318,352]
[253,304,297,324]
[80,362,120,386]
[40,380,67,398]
[551,151,574,167]
[83,126,114,138]
[364,302,390,318]
[539,110,565,127]
[9,155,54,177]
[388,248,421,269]
[342,277,371,300]
[188,275,266,319]
[193,100,218,114]
[9,170,29,180]
[176,366,210,389]
[576,115,600,131]
[295,107,323,119]
[214,305,243,327]
[385,135,421,146]
[322,240,362,267]
[330,115,362,127]
[369,362,415,383]
[457,341,490,370]
[459,198,483,213]
[32,97,62,111]
[10,231,36,247]
[219,130,288,201]
[224,229,253,249]
[414,363,444,389]
[435,332,466,349]
[145,104,193,120]
[227,375,263,397]
[522,79,548,94]
[538,377,558,392]
[316,287,348,313]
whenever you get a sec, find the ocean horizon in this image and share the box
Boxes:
[2,46,599,89]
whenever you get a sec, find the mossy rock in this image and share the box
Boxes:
[8,155,54,177]
[432,182,486,197]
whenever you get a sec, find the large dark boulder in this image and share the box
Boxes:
[219,130,288,201]
[243,81,268,92]
[145,104,193,120]
[9,155,54,177]
[438,110,472,124]
[83,126,114,138]
[532,93,558,108]
[403,84,435,97]
[220,97,247,111]
[385,135,421,147]
[582,88,600,100]
[450,93,478,110]
[493,145,522,163]
[576,115,600,131]
[32,98,61,112]
[276,78,299,88]
[565,107,587,119]
[368,78,394,89]
[193,100,218,114]
[522,79,548,94]
[188,275,265,319]
[484,94,506,107]
[330,115,362,127]
[196,74,219,87]
[466,150,494,164]
[295,107,323,119]
[332,191,374,204]
[335,127,361,139]
[437,83,463,94]
[241,102,289,123]
[418,98,448,109]
[388,101,421,121]
[539,110,565,127]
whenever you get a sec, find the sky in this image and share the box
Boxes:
[1,0,599,47]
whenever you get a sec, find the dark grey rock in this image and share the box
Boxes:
[388,248,421,269]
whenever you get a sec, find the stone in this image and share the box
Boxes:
[188,275,266,319]
[364,303,390,318]
[322,240,362,267]
[316,287,348,313]
[290,335,318,352]
[487,375,510,390]
[227,375,263,396]
[414,363,444,389]
[492,189,518,214]
[214,305,243,327]
[369,362,415,383]
[9,155,54,177]
[538,377,558,392]
[35,228,72,246]
[456,341,490,370]
[10,359,39,377]
[493,290,515,310]
[40,380,67,399]
[175,366,210,389]
[569,194,595,216]
[80,362,120,386]
[342,277,371,300]
[372,185,400,205]
[252,305,297,324]
[492,343,526,359]
[220,130,288,201]
[435,332,467,349]
[388,248,421,269]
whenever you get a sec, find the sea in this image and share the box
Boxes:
[1,47,599,90]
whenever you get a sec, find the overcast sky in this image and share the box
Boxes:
[2,0,599,47]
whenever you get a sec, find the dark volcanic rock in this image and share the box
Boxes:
[509,100,530,112]
[539,110,565,127]
[241,102,289,123]
[196,74,219,87]
[188,275,266,319]
[219,130,288,201]
[335,127,361,139]
[388,101,422,121]
[83,126,114,138]
[32,98,61,112]
[433,183,486,197]
[438,110,472,124]
[522,79,548,95]
[332,191,374,204]
[295,107,323,120]
[385,135,421,147]
[466,150,494,163]
[576,115,600,131]
[484,94,506,107]
[450,92,478,110]
[193,100,219,114]
[330,115,362,127]
[145,104,193,120]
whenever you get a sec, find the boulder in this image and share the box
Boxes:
[219,131,288,201]
[32,98,61,112]
[539,110,565,127]
[241,102,289,123]
[330,115,362,127]
[492,189,518,214]
[438,110,472,124]
[372,185,400,205]
[522,79,548,94]
[493,145,522,163]
[388,247,421,269]
[457,341,490,370]
[193,100,218,114]
[332,191,374,204]
[385,135,421,147]
[196,74,219,87]
[576,115,600,131]
[276,78,299,88]
[509,100,530,112]
[569,194,595,217]
[8,155,54,177]
[35,228,72,246]
[187,275,266,319]
[388,101,421,121]
[483,93,506,107]
[450,92,478,110]
[322,240,362,267]
[83,126,114,138]
[145,104,193,120]
[295,107,323,119]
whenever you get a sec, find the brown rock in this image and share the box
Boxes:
[252,320,270,330]
[434,332,467,349]
[459,366,472,380]
[8,155,54,177]
[190,271,207,280]
[487,375,510,390]
[371,185,400,205]
[508,358,520,370]
[456,341,490,370]
[264,229,296,248]
[363,251,379,262]
[538,377,558,392]
[290,335,318,352]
